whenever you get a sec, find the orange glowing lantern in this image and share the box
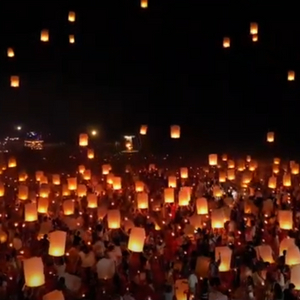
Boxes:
[39,185,49,198]
[19,172,27,182]
[10,75,19,87]
[102,164,111,175]
[256,245,274,263]
[68,11,75,22]
[69,35,75,44]
[78,165,85,174]
[140,125,148,135]
[107,209,121,229]
[164,188,174,204]
[267,131,274,143]
[196,197,208,215]
[168,176,177,188]
[286,245,300,266]
[272,164,279,174]
[77,184,87,197]
[25,203,38,222]
[135,181,144,192]
[180,167,188,179]
[112,176,122,190]
[250,22,258,35]
[211,209,225,229]
[7,47,14,57]
[209,154,218,166]
[215,246,232,272]
[23,257,45,287]
[48,231,66,257]
[40,29,49,42]
[178,189,189,206]
[67,177,77,190]
[0,182,5,197]
[52,174,60,185]
[62,184,70,196]
[18,185,28,200]
[274,158,280,165]
[35,171,44,182]
[79,133,88,146]
[222,154,228,161]
[223,37,230,48]
[87,149,94,159]
[43,290,64,300]
[227,160,235,169]
[170,125,180,139]
[252,34,258,42]
[268,176,277,189]
[227,169,235,181]
[83,169,91,180]
[87,194,97,208]
[278,210,293,230]
[292,164,299,175]
[283,173,291,187]
[288,70,295,81]
[219,171,226,182]
[291,265,300,290]
[128,227,146,252]
[140,0,148,8]
[37,198,48,214]
[213,185,222,198]
[63,200,74,215]
[8,157,16,168]
[137,192,148,209]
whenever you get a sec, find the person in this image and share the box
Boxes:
[246,276,254,300]
[283,283,297,300]
[188,270,198,296]
[200,278,209,300]
[273,282,283,300]
[209,253,221,287]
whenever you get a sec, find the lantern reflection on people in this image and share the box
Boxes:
[278,210,293,230]
[128,227,145,252]
[196,197,208,215]
[107,210,121,229]
[170,125,180,138]
[49,231,66,257]
[215,246,232,272]
[24,257,45,287]
[137,192,148,209]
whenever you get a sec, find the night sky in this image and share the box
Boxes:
[0,2,299,156]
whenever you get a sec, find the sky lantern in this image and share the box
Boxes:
[62,184,70,196]
[170,125,180,138]
[168,176,177,188]
[180,167,188,179]
[288,70,295,81]
[128,227,145,252]
[18,185,28,200]
[278,210,293,230]
[0,227,7,244]
[23,257,45,287]
[219,171,226,182]
[112,176,122,190]
[283,173,291,187]
[40,29,49,42]
[19,171,27,182]
[69,34,75,44]
[0,182,5,197]
[83,169,91,180]
[223,37,230,48]
[292,163,299,175]
[175,280,188,300]
[256,245,274,263]
[7,47,14,57]
[274,157,280,165]
[107,209,121,229]
[10,75,19,87]
[137,192,148,209]
[77,184,87,197]
[78,165,85,174]
[140,0,148,8]
[280,238,295,255]
[135,181,144,192]
[68,11,75,22]
[286,245,300,266]
[250,22,258,35]
[87,194,97,208]
[227,159,235,169]
[63,200,74,215]
[178,189,189,206]
[87,149,94,159]
[291,265,300,290]
[67,177,77,190]
[227,169,235,180]
[268,176,277,189]
[43,290,64,300]
[35,171,44,182]
[52,174,60,185]
[213,185,222,198]
[196,197,208,215]
[106,173,114,184]
[164,188,174,203]
[140,125,148,135]
[39,185,50,198]
[252,34,258,42]
[267,131,274,143]
[37,198,49,214]
[209,154,218,166]
[221,154,227,161]
[79,133,88,146]
[25,203,38,222]
[102,164,111,175]
[48,231,66,257]
[8,157,16,168]
[215,246,232,272]
[211,209,225,229]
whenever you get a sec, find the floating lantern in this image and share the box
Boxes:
[37,198,48,214]
[137,192,148,209]
[283,173,291,187]
[292,163,299,175]
[10,75,19,87]
[249,160,257,171]
[140,125,148,135]
[288,70,295,81]
[168,176,177,188]
[78,165,85,174]
[67,177,77,190]
[0,182,5,197]
[256,245,274,263]
[83,169,91,180]
[0,227,7,244]
[39,185,49,198]
[213,185,222,198]
[164,188,174,203]
[227,160,235,169]
[215,246,232,272]
[291,264,300,290]
[63,200,74,215]
[19,172,27,182]
[107,210,121,229]
[170,125,180,138]
[178,189,189,206]
[77,184,87,197]
[7,47,14,57]
[222,154,228,161]
[43,290,64,300]
[62,184,70,196]
[40,29,49,42]
[140,0,148,8]
[219,171,226,182]
[87,194,97,208]
[52,174,60,185]
[252,34,258,42]
[286,245,300,266]
[48,231,66,257]
[267,131,274,143]
[18,185,28,200]
[25,203,38,222]
[8,157,16,168]
[87,149,94,159]
[209,154,218,166]
[35,171,44,182]
[227,169,235,180]
[278,210,293,230]
[274,158,280,165]
[113,176,122,190]
[128,227,145,252]
[79,133,88,146]
[102,164,111,175]
[280,238,295,255]
[23,257,45,287]
[69,34,75,44]
[134,181,143,192]
[68,11,75,22]
[175,279,188,300]
[223,37,230,48]
[106,173,114,184]
[250,22,258,35]
[196,197,208,215]
[211,209,225,229]
[180,167,188,179]
[273,164,279,174]
[268,176,277,189]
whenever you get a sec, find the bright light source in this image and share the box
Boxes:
[16,126,21,130]
[91,130,97,136]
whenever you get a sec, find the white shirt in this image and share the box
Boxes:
[188,273,198,291]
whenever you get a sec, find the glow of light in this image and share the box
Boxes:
[91,130,97,136]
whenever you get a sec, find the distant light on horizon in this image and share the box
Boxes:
[16,126,22,130]
[91,130,97,136]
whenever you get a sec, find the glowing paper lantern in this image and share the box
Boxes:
[107,210,121,229]
[10,75,19,87]
[178,189,189,206]
[283,173,291,187]
[267,131,274,143]
[49,231,66,257]
[8,157,16,168]
[87,194,97,208]
[25,203,38,222]
[79,133,88,146]
[288,70,295,81]
[102,164,111,175]
[137,192,148,209]
[292,164,299,175]
[87,149,94,159]
[7,47,14,57]
[223,37,230,48]
[215,246,232,272]
[40,29,49,42]
[128,227,145,252]
[252,34,258,42]
[140,0,148,8]
[77,184,87,197]
[227,169,235,180]
[273,164,279,174]
[168,176,177,188]
[180,167,188,179]
[211,209,225,229]
[286,245,300,266]
[19,172,27,182]
[280,238,295,255]
[23,257,45,287]
[67,177,77,190]
[106,173,114,184]
[268,176,277,189]
[291,264,300,290]
[83,169,91,180]
[256,245,274,263]
[175,279,188,300]
[18,185,28,200]
[213,185,222,198]
[69,34,75,44]
[37,198,49,214]
[36,171,44,182]
[135,181,144,192]
[43,290,64,300]
[278,210,293,230]
[164,188,174,203]
[170,125,180,139]
[209,154,218,166]
[68,11,75,22]
[196,197,208,215]
[112,176,122,190]
[219,171,226,182]
[62,184,70,196]
[39,185,50,198]
[274,158,280,165]
[140,125,148,135]
[250,22,258,35]
[63,200,74,215]
[222,154,228,161]
[0,182,5,197]
[227,160,235,169]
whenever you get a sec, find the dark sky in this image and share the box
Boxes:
[0,1,299,155]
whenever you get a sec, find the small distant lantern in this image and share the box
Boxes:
[252,34,258,42]
[140,0,148,8]
[170,125,180,139]
[102,164,111,175]
[7,47,14,57]
[52,174,60,185]
[18,185,28,200]
[196,197,208,215]
[87,194,97,208]
[137,192,148,209]
[112,177,122,190]
[268,176,277,189]
[178,189,189,206]
[164,188,174,203]
[223,37,230,48]
[8,157,16,168]
[37,198,49,214]
[63,200,74,215]
[107,210,121,229]
[40,29,49,42]
[69,34,75,44]
[128,227,145,252]
[79,133,88,146]
[168,176,177,188]
[135,181,144,192]
[288,70,295,81]
[67,177,77,190]
[267,131,275,143]
[250,22,258,35]
[87,149,94,159]
[25,203,38,222]
[10,75,19,87]
[140,125,148,135]
[68,11,76,22]
[180,167,188,179]
[209,154,218,166]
